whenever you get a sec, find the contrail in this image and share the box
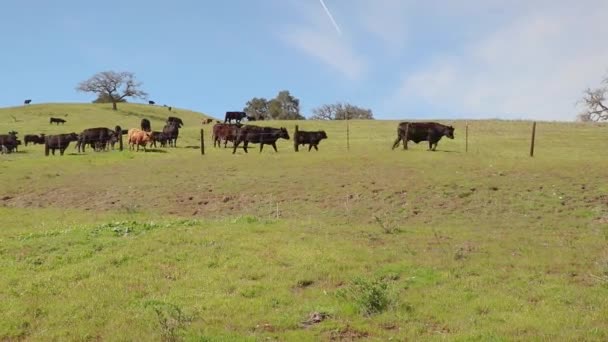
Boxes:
[319,0,342,35]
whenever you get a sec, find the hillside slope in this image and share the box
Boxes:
[0,102,212,136]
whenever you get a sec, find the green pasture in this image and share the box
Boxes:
[1,103,607,341]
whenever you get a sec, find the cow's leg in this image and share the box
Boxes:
[271,142,277,152]
[308,144,313,152]
[232,139,240,154]
[314,144,319,151]
[243,141,249,153]
[392,135,402,150]
[428,140,433,151]
[432,142,438,151]
[260,143,264,153]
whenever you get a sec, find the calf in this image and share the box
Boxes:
[45,133,79,156]
[50,117,66,125]
[294,130,328,152]
[392,122,455,151]
[233,125,290,154]
[150,131,168,148]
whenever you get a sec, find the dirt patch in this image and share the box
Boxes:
[329,325,369,341]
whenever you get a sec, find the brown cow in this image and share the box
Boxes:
[128,128,152,151]
[212,123,241,148]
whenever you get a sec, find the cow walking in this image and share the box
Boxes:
[224,111,247,124]
[294,130,328,152]
[392,122,455,151]
[233,125,290,154]
[50,117,66,125]
[212,123,241,148]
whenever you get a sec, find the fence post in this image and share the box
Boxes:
[403,123,409,150]
[346,117,350,151]
[465,122,469,153]
[530,121,536,157]
[200,129,205,155]
[119,131,124,152]
[294,125,299,152]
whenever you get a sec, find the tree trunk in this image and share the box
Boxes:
[112,101,117,111]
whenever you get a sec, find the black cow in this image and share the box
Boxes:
[141,118,151,132]
[246,115,257,121]
[24,134,45,146]
[44,133,79,156]
[163,122,180,147]
[150,131,168,148]
[24,99,31,105]
[225,111,247,124]
[50,117,66,125]
[0,132,18,153]
[148,100,155,105]
[166,116,183,128]
[392,122,455,151]
[294,130,328,152]
[76,127,117,153]
[212,123,241,148]
[233,125,290,154]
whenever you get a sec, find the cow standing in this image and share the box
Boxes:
[24,134,45,146]
[294,130,328,152]
[50,117,66,125]
[76,127,117,153]
[150,131,168,148]
[212,123,241,148]
[163,122,180,147]
[392,122,455,151]
[44,133,79,156]
[232,125,290,154]
[166,116,183,128]
[0,132,19,153]
[141,118,151,132]
[127,129,152,151]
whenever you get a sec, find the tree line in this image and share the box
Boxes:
[75,69,608,122]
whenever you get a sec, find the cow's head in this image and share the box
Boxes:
[68,133,79,141]
[280,127,290,140]
[444,126,455,139]
[319,131,328,139]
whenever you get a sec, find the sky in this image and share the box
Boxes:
[1,0,607,121]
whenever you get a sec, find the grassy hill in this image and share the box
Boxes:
[1,103,608,341]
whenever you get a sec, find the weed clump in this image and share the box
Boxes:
[337,277,395,316]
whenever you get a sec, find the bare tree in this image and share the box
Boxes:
[579,76,608,122]
[76,71,148,110]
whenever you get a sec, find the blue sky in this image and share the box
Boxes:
[1,0,606,121]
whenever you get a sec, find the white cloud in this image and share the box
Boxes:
[390,1,608,121]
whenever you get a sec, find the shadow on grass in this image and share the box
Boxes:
[145,149,168,153]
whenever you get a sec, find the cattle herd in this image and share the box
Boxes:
[0,110,456,156]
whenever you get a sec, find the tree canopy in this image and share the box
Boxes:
[243,91,304,120]
[579,74,608,121]
[310,103,374,120]
[76,71,147,110]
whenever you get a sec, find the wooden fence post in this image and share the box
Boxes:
[465,122,469,153]
[116,125,123,151]
[200,129,205,155]
[403,123,409,150]
[294,125,299,152]
[530,121,536,157]
[346,118,350,151]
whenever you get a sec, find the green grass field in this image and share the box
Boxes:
[1,103,607,341]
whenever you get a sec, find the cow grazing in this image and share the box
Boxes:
[294,130,328,152]
[24,134,45,146]
[140,118,151,132]
[392,122,455,151]
[77,127,117,153]
[127,128,153,151]
[224,111,247,124]
[148,100,155,105]
[202,118,213,125]
[50,117,66,125]
[150,131,168,148]
[44,133,79,156]
[212,123,241,148]
[233,125,290,154]
[166,116,183,128]
[162,122,180,147]
[24,99,32,105]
